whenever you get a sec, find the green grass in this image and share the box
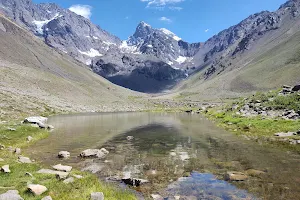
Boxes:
[0,123,137,200]
[205,109,300,153]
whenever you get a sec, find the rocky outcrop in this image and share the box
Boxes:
[0,190,23,200]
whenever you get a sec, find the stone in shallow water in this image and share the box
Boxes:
[225,171,248,181]
[52,164,72,172]
[90,192,104,200]
[151,194,164,200]
[80,148,109,158]
[58,151,70,158]
[0,190,23,200]
[27,184,47,196]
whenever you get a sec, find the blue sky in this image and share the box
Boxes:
[33,0,287,43]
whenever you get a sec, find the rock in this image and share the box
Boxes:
[246,169,266,176]
[0,190,23,200]
[0,144,4,150]
[1,165,10,173]
[24,116,48,124]
[26,136,33,142]
[27,184,47,196]
[63,177,75,184]
[0,158,4,162]
[170,152,176,156]
[25,172,33,177]
[292,85,300,92]
[73,174,83,179]
[18,156,32,164]
[31,124,40,128]
[151,194,164,200]
[126,136,134,141]
[80,148,109,158]
[37,169,69,177]
[47,125,54,130]
[274,132,295,137]
[56,173,68,180]
[82,164,104,173]
[90,192,104,200]
[14,148,21,154]
[225,171,248,181]
[41,196,52,200]
[52,164,72,172]
[7,127,16,131]
[58,151,70,158]
[122,178,149,187]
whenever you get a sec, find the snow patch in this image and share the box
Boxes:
[103,41,116,46]
[147,44,153,48]
[93,36,99,40]
[160,28,181,41]
[176,56,187,64]
[167,61,174,65]
[78,48,102,57]
[32,13,62,34]
[120,41,138,53]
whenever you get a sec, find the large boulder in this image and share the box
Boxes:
[80,148,109,158]
[0,190,23,200]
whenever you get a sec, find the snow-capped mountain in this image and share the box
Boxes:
[121,21,201,67]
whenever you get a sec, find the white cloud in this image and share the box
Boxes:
[69,5,92,19]
[141,0,184,8]
[205,29,209,32]
[159,16,172,23]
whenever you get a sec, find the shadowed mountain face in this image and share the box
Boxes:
[0,0,300,94]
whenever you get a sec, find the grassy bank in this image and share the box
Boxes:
[0,123,136,200]
[204,91,300,153]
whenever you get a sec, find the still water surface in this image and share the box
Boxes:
[27,112,300,199]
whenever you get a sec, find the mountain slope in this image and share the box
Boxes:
[0,14,145,119]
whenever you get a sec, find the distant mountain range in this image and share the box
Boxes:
[1,0,300,93]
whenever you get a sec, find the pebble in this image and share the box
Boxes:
[63,177,75,184]
[1,164,11,173]
[18,156,32,164]
[41,196,52,200]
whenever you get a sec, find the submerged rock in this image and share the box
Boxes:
[126,136,134,141]
[90,192,104,200]
[225,171,248,181]
[151,194,164,200]
[0,190,23,200]
[80,148,109,158]
[27,184,47,196]
[58,151,70,158]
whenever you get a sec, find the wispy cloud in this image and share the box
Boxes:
[141,0,184,9]
[159,16,172,23]
[205,29,209,32]
[69,5,92,19]
[169,6,183,11]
